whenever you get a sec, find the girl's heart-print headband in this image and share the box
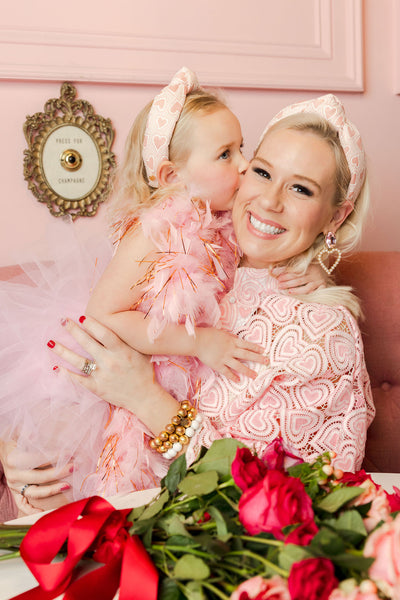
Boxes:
[143,67,198,188]
[260,94,366,205]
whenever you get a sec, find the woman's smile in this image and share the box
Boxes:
[248,213,286,237]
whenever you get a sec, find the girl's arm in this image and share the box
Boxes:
[87,226,265,380]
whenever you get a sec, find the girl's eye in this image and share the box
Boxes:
[292,184,313,197]
[253,167,271,179]
[219,150,230,160]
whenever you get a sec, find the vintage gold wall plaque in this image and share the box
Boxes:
[23,82,116,219]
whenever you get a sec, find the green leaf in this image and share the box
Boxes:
[278,543,311,571]
[182,581,205,600]
[163,454,187,494]
[159,513,191,538]
[331,552,375,571]
[310,527,345,555]
[159,578,183,600]
[138,489,169,521]
[336,510,367,537]
[317,486,363,513]
[206,506,228,537]
[165,535,198,548]
[173,555,210,580]
[193,438,244,477]
[178,471,219,497]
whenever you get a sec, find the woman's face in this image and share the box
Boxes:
[232,127,339,269]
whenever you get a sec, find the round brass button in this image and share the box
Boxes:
[60,148,83,171]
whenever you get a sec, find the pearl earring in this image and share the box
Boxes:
[317,232,342,275]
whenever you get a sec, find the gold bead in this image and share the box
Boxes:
[172,415,181,426]
[160,431,169,442]
[149,439,158,449]
[166,423,175,434]
[156,446,165,453]
[177,408,188,418]
[179,434,189,445]
[181,418,190,427]
[163,441,172,450]
[175,426,185,436]
[169,434,179,444]
[181,401,191,410]
[188,409,196,420]
[154,437,163,447]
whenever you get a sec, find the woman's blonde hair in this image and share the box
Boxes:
[258,112,369,318]
[108,88,228,238]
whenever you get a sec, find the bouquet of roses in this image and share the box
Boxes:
[1,438,400,600]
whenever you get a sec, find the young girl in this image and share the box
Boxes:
[0,68,324,505]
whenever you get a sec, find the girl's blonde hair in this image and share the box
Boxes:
[108,88,227,237]
[258,112,369,319]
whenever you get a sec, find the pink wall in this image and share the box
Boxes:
[0,0,399,266]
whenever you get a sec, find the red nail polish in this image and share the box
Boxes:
[60,318,67,327]
[61,483,71,491]
[47,340,55,348]
[53,365,59,372]
[69,465,74,473]
[79,315,86,324]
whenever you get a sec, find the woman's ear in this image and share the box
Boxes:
[328,200,354,233]
[157,161,180,186]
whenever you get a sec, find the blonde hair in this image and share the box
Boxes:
[258,113,369,319]
[108,88,228,238]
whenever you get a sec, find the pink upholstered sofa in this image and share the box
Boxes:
[0,252,399,520]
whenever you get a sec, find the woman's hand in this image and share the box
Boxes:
[49,316,181,436]
[0,439,72,516]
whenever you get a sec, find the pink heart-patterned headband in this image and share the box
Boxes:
[142,67,198,188]
[260,94,366,205]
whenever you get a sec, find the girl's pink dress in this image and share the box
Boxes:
[0,197,237,500]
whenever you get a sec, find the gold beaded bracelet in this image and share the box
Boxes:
[149,401,203,460]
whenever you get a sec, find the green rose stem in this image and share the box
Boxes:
[201,581,231,600]
[0,550,21,561]
[227,549,288,578]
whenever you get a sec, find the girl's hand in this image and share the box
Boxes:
[273,263,328,294]
[0,440,72,516]
[194,327,266,381]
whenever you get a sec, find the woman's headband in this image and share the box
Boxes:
[260,94,366,205]
[142,67,198,188]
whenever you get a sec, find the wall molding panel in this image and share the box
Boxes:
[0,0,363,91]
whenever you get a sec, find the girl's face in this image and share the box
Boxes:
[177,108,248,211]
[232,127,341,269]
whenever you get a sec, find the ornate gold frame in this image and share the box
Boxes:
[23,82,116,219]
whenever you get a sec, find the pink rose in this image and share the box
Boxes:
[364,512,400,599]
[238,469,314,538]
[230,575,290,600]
[288,558,338,600]
[232,448,268,492]
[328,579,379,600]
[261,438,302,472]
[349,479,391,532]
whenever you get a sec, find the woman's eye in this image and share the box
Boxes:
[253,167,271,179]
[219,150,230,160]
[292,184,313,197]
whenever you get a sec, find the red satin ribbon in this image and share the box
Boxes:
[11,496,158,600]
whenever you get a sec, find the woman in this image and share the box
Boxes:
[1,94,375,518]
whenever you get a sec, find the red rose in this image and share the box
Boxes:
[232,447,268,492]
[92,510,131,563]
[261,438,302,472]
[340,469,372,486]
[388,486,400,513]
[285,519,318,546]
[288,558,338,600]
[238,469,314,538]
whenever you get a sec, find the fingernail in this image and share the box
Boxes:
[61,483,71,491]
[79,315,86,324]
[60,318,68,327]
[47,340,55,348]
[53,365,59,372]
[69,465,74,473]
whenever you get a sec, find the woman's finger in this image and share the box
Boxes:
[232,348,266,364]
[5,463,73,489]
[75,315,125,350]
[235,338,265,354]
[225,359,257,380]
[49,340,89,372]
[24,482,70,501]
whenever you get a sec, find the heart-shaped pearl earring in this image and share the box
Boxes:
[317,232,342,275]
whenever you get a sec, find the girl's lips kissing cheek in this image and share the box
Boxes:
[247,213,286,239]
